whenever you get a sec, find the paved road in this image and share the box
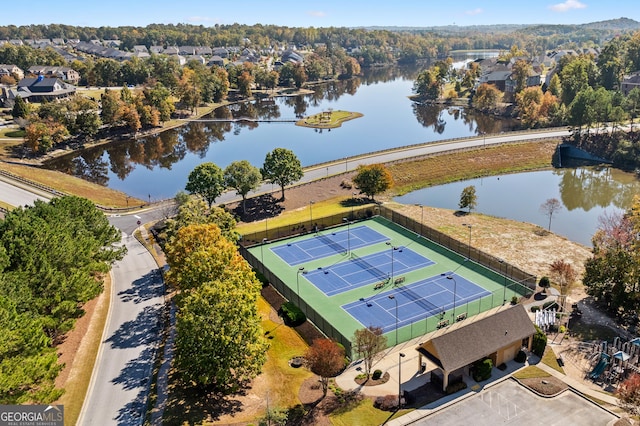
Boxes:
[0,177,49,207]
[216,128,571,204]
[78,233,164,426]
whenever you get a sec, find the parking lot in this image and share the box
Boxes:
[411,379,617,426]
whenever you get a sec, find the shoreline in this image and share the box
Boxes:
[3,87,317,167]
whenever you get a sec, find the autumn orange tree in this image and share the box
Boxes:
[24,117,68,153]
[165,223,267,393]
[305,338,346,398]
[472,83,502,113]
[616,373,640,416]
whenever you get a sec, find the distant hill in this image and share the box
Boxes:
[363,18,640,35]
[582,17,640,31]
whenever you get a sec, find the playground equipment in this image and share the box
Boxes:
[588,353,610,380]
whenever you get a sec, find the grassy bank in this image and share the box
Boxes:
[0,162,141,208]
[388,140,558,195]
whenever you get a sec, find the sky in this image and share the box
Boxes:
[1,0,639,29]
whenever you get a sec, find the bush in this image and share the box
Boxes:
[374,394,400,411]
[559,325,566,333]
[445,381,468,394]
[279,302,306,326]
[530,306,541,313]
[539,276,550,292]
[532,325,547,357]
[473,358,493,382]
[372,369,383,380]
[515,350,527,363]
[511,295,519,305]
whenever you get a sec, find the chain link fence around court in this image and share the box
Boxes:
[240,204,537,357]
[239,244,354,355]
[241,204,537,292]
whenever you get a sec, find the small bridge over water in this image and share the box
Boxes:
[186,117,298,123]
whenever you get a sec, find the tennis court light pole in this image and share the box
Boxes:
[386,242,397,283]
[352,192,357,219]
[309,200,315,231]
[462,223,472,260]
[342,217,351,255]
[388,294,398,345]
[261,238,268,273]
[415,204,423,237]
[296,267,305,306]
[499,259,507,304]
[398,352,406,408]
[447,275,457,323]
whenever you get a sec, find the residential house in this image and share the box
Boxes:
[28,66,81,84]
[212,47,229,58]
[35,39,52,47]
[0,64,25,80]
[52,38,65,46]
[481,70,512,92]
[133,45,148,54]
[622,72,640,96]
[163,46,179,55]
[9,39,23,46]
[415,305,535,391]
[179,46,197,55]
[150,45,164,54]
[184,55,205,65]
[281,50,303,64]
[103,39,121,48]
[11,76,76,102]
[207,56,225,67]
[195,46,212,56]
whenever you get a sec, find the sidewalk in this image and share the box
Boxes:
[536,347,619,406]
[334,330,534,425]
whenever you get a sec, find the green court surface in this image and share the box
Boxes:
[248,216,531,352]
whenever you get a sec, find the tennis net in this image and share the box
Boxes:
[316,232,347,255]
[350,253,389,282]
[398,285,441,316]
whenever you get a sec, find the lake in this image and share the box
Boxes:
[44,65,515,200]
[394,167,640,246]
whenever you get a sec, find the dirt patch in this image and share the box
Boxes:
[518,376,568,396]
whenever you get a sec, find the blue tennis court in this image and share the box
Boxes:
[302,247,433,296]
[271,225,389,266]
[342,273,492,333]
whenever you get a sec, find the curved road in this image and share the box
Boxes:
[77,233,163,426]
[0,128,570,424]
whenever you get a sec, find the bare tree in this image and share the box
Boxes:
[549,259,576,311]
[540,198,562,231]
[353,326,387,377]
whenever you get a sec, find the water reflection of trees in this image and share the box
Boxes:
[412,103,513,135]
[43,65,509,185]
[556,167,640,211]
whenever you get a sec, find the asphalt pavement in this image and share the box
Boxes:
[77,233,164,425]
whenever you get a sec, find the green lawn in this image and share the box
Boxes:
[296,110,363,129]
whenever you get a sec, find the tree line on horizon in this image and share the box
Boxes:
[1,18,638,65]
